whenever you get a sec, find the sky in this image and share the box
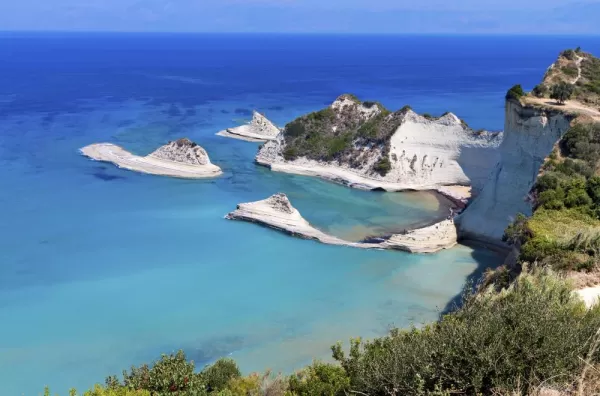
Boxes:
[1,0,600,34]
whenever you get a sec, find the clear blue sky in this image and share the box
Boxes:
[2,0,600,34]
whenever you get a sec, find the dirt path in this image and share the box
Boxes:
[524,96,600,122]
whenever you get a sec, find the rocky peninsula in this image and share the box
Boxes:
[226,193,457,253]
[256,95,502,202]
[80,138,223,178]
[217,111,280,142]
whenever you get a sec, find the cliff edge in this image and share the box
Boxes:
[459,48,600,244]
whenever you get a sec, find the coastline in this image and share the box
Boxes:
[256,158,473,204]
[80,142,223,179]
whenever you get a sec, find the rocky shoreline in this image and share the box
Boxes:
[80,138,223,179]
[226,193,458,253]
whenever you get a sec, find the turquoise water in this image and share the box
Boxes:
[4,33,599,394]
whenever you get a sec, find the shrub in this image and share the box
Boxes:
[112,350,205,394]
[506,84,525,101]
[373,156,392,176]
[532,84,548,98]
[202,358,241,393]
[561,49,577,60]
[550,82,575,104]
[332,270,600,395]
[561,65,579,78]
[288,362,350,396]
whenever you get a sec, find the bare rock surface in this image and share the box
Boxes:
[80,138,222,178]
[226,193,457,254]
[217,111,281,142]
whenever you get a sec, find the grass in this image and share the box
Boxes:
[527,208,600,245]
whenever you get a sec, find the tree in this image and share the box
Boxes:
[506,84,525,101]
[550,82,574,104]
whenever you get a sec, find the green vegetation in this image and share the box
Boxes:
[532,84,548,98]
[579,54,600,96]
[280,95,405,176]
[506,84,525,101]
[561,49,577,61]
[44,271,600,396]
[550,82,575,104]
[503,123,600,273]
[561,65,579,78]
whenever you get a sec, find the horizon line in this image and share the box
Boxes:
[2,30,600,37]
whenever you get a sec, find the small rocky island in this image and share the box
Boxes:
[226,193,457,253]
[217,111,281,142]
[80,138,223,178]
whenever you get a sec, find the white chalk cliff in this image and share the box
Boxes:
[80,138,222,178]
[256,96,502,194]
[217,111,281,142]
[458,99,573,243]
[226,193,457,253]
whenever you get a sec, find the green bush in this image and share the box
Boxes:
[550,82,575,104]
[506,84,525,101]
[332,271,600,395]
[288,362,350,396]
[373,156,392,176]
[532,84,548,98]
[561,49,577,60]
[202,359,241,393]
[561,65,579,78]
[112,350,205,394]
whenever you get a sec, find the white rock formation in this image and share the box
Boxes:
[217,111,280,142]
[226,193,457,254]
[80,138,223,178]
[256,98,502,195]
[458,99,573,243]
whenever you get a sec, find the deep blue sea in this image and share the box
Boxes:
[2,33,600,395]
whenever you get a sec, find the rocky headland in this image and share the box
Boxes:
[80,138,223,178]
[217,111,281,142]
[226,193,457,253]
[256,95,502,201]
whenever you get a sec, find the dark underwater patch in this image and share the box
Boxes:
[234,108,252,116]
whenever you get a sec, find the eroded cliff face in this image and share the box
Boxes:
[256,96,502,192]
[458,99,573,243]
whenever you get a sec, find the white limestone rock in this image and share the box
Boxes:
[226,193,457,253]
[217,111,281,142]
[80,138,222,178]
[256,98,502,193]
[457,100,573,243]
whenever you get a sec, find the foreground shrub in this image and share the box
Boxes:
[332,271,600,395]
[287,362,349,396]
[202,358,241,393]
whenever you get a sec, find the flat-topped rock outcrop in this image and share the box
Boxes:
[80,138,222,178]
[226,193,457,253]
[255,95,502,194]
[217,111,281,142]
